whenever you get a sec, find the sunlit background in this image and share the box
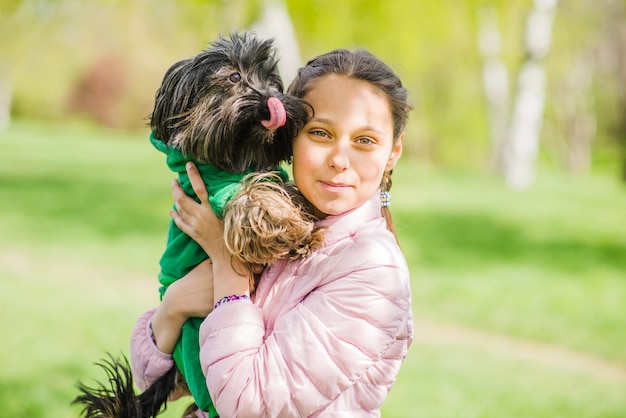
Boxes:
[1,0,625,417]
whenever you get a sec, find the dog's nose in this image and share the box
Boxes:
[261,97,286,130]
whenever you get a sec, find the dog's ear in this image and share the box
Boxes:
[150,58,195,143]
[223,174,325,266]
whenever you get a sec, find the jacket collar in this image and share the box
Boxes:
[315,191,383,246]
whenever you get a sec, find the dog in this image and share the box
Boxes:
[73,31,325,418]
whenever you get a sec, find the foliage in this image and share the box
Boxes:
[0,121,624,417]
[0,0,624,174]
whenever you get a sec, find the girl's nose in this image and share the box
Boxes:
[328,144,350,171]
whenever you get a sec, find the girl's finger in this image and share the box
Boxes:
[173,201,188,219]
[171,178,188,202]
[186,162,209,204]
[170,208,194,237]
[170,208,184,230]
[172,178,199,215]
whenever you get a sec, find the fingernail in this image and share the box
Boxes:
[186,162,193,170]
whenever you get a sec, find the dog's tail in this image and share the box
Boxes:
[72,354,179,418]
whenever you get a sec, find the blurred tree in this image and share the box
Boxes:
[599,0,626,181]
[1,0,625,177]
[287,0,490,162]
[0,0,42,130]
[66,52,129,127]
[550,51,595,173]
[479,0,559,189]
[250,0,301,85]
[478,7,510,171]
[0,64,10,131]
[0,0,254,128]
[542,0,626,180]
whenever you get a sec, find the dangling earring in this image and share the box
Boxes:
[380,191,391,207]
[380,170,392,207]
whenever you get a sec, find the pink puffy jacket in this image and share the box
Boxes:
[131,193,414,417]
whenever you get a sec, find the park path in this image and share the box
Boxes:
[3,249,625,382]
[413,319,626,382]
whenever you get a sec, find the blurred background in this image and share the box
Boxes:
[0,0,625,417]
[2,0,626,178]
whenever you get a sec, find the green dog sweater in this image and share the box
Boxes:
[150,132,287,415]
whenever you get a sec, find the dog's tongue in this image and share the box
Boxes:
[261,97,287,130]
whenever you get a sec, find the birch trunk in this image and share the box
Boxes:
[504,0,559,188]
[0,67,11,132]
[478,9,510,173]
[250,0,301,86]
[478,0,559,188]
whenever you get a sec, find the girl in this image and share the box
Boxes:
[132,48,414,417]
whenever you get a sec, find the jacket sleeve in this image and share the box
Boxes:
[198,252,412,417]
[129,308,176,392]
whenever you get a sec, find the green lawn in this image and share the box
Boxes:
[1,120,624,417]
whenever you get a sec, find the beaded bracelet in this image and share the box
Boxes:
[214,294,250,310]
[149,321,157,345]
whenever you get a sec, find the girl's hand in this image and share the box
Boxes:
[151,259,215,354]
[171,162,251,305]
[170,162,224,257]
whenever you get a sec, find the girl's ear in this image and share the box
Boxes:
[385,133,404,171]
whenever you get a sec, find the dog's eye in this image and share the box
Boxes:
[228,72,242,84]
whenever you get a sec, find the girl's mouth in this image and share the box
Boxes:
[320,181,351,193]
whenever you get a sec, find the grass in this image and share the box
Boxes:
[392,168,626,364]
[0,119,625,417]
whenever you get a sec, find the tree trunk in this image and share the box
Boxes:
[0,67,11,132]
[478,8,510,173]
[552,54,596,173]
[504,0,559,189]
[606,1,626,182]
[250,0,302,86]
[479,0,559,189]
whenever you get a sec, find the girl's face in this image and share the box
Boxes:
[292,74,403,218]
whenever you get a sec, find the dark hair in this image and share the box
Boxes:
[288,49,412,239]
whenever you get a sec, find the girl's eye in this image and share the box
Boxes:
[356,137,374,145]
[311,130,329,138]
[228,72,242,84]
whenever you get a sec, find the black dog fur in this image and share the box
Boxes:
[73,32,320,418]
